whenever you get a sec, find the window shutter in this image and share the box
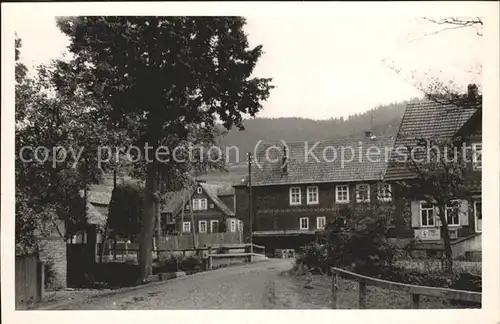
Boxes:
[410,201,420,228]
[459,200,469,226]
[435,213,442,227]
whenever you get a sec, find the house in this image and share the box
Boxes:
[74,184,113,243]
[234,133,396,253]
[162,181,242,235]
[385,85,482,259]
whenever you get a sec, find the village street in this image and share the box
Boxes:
[50,259,321,310]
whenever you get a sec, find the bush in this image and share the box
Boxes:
[155,254,181,273]
[180,255,202,271]
[155,254,203,273]
[296,243,329,274]
[295,215,397,277]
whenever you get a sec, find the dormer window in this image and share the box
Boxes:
[197,187,203,194]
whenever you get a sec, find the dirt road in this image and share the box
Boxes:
[53,259,319,310]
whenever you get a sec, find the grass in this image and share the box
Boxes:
[395,259,481,275]
[289,273,478,309]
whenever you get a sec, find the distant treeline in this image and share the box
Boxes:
[219,98,423,163]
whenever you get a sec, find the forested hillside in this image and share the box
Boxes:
[219,98,422,163]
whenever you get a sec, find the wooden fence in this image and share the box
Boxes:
[15,254,44,306]
[158,232,244,250]
[331,267,482,309]
[206,243,266,268]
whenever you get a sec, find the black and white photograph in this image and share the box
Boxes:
[2,2,499,322]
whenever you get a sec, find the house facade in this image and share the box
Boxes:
[163,181,243,235]
[385,88,482,259]
[234,134,396,253]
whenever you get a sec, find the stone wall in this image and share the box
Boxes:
[37,238,67,290]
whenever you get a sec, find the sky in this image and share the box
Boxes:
[13,11,482,120]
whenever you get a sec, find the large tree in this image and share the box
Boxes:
[15,37,115,252]
[57,16,274,281]
[395,136,476,272]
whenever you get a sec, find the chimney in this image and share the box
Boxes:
[365,131,372,138]
[467,84,478,105]
[281,146,288,174]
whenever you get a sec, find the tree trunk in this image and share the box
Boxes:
[155,195,161,260]
[155,172,162,260]
[180,189,186,236]
[438,207,453,273]
[137,162,158,282]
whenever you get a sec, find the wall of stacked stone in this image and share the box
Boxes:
[37,237,67,290]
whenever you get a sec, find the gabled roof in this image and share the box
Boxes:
[249,136,395,186]
[163,183,236,218]
[385,100,480,180]
[160,188,195,215]
[86,202,107,227]
[455,108,482,139]
[200,183,235,216]
[80,184,113,206]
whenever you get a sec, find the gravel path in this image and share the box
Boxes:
[53,259,306,310]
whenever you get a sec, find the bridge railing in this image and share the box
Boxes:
[331,267,481,309]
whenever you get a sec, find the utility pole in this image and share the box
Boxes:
[247,152,254,261]
[112,168,117,261]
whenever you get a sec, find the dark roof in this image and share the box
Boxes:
[200,183,235,216]
[160,188,194,215]
[250,136,395,186]
[455,108,482,139]
[385,100,480,180]
[163,183,236,217]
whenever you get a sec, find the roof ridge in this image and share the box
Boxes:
[257,135,395,147]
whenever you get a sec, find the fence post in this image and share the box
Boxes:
[38,261,45,301]
[411,293,420,309]
[331,268,338,309]
[358,281,366,309]
[208,247,213,270]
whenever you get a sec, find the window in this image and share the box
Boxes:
[377,183,392,201]
[183,222,191,233]
[209,203,214,209]
[299,217,309,230]
[306,186,319,204]
[356,184,370,202]
[200,199,207,210]
[445,201,460,226]
[472,143,482,170]
[238,220,243,232]
[197,187,203,194]
[316,216,326,230]
[289,187,302,205]
[335,185,349,203]
[230,219,237,232]
[185,204,190,210]
[474,199,482,232]
[192,198,207,210]
[210,220,219,233]
[420,202,435,227]
[199,220,207,233]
